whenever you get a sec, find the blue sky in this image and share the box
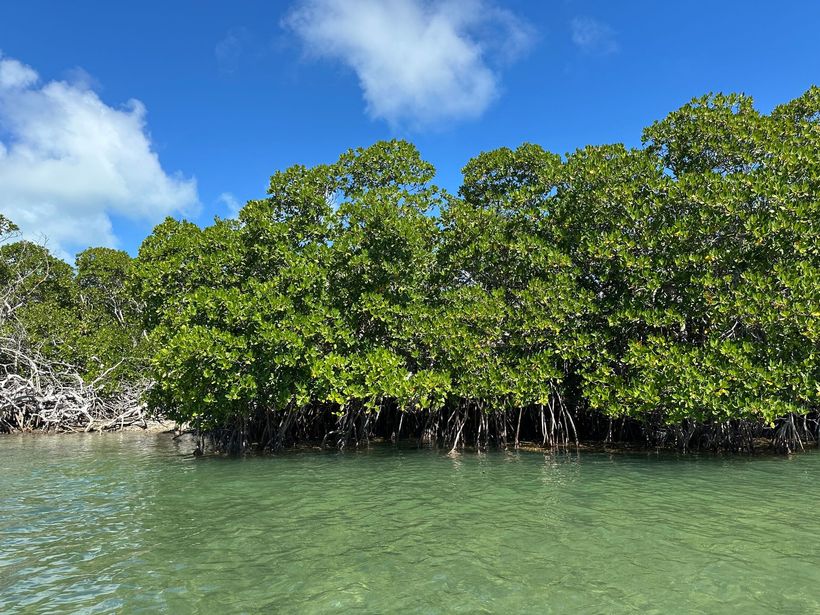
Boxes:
[0,0,818,259]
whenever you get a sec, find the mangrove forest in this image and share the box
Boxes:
[1,88,818,453]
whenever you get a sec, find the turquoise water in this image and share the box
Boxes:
[1,434,818,614]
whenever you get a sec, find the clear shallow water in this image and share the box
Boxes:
[1,435,818,614]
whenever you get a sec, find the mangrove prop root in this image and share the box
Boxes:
[191,404,819,456]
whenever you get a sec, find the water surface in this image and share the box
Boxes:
[1,434,818,613]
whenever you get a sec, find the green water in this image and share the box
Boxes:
[1,434,818,614]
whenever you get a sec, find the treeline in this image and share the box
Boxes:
[2,88,819,451]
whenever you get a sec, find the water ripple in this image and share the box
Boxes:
[1,435,819,613]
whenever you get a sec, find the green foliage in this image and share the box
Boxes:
[138,141,450,426]
[0,237,144,391]
[567,88,819,425]
[0,214,19,237]
[13,90,817,437]
[139,89,818,431]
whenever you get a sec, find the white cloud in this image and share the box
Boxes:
[0,57,38,89]
[284,0,534,128]
[0,53,198,260]
[571,17,618,56]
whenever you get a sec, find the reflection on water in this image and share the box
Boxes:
[1,433,818,613]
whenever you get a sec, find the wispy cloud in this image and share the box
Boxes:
[0,52,198,260]
[284,0,534,128]
[215,27,252,74]
[571,17,618,56]
[218,192,242,217]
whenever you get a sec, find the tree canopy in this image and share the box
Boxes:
[2,88,818,450]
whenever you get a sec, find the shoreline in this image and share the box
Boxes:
[4,428,815,458]
[0,418,180,436]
